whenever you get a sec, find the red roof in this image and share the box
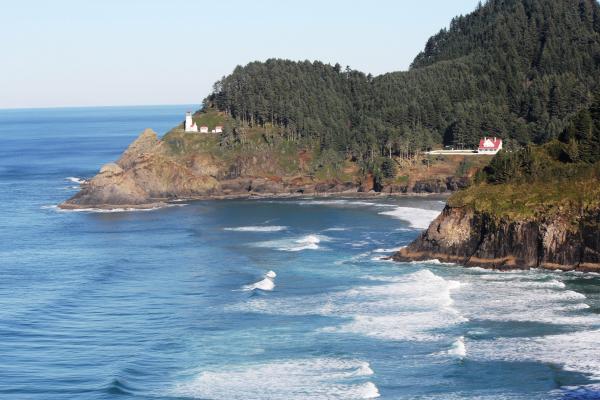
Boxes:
[478,137,502,150]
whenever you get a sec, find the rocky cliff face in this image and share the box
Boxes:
[61,129,220,209]
[393,205,600,272]
[60,129,472,209]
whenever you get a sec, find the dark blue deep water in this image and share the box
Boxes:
[1,106,599,399]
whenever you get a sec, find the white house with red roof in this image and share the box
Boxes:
[478,137,503,154]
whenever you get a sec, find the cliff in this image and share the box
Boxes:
[60,0,600,209]
[60,129,221,209]
[393,144,600,272]
[60,126,476,209]
[393,205,600,272]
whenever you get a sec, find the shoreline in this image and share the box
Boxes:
[58,190,451,210]
[389,252,600,273]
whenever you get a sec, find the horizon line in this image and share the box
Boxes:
[0,103,201,112]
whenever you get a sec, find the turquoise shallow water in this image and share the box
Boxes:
[1,106,599,399]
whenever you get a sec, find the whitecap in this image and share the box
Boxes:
[65,176,86,185]
[42,204,186,213]
[290,235,322,251]
[468,330,600,380]
[254,234,328,252]
[172,358,380,400]
[231,268,468,342]
[295,199,395,208]
[225,226,287,232]
[370,255,393,262]
[378,207,441,229]
[242,271,277,291]
[447,336,467,358]
[373,247,404,254]
[450,270,596,326]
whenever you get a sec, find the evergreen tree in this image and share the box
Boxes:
[202,0,600,160]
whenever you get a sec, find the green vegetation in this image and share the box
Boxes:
[449,94,600,220]
[159,0,600,197]
[191,109,227,131]
[202,0,600,164]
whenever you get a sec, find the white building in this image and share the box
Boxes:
[478,137,503,154]
[184,112,198,132]
[215,125,223,133]
[200,126,209,133]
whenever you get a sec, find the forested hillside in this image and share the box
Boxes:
[448,92,600,219]
[203,0,600,161]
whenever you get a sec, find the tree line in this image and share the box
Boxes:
[203,0,600,163]
[480,91,600,184]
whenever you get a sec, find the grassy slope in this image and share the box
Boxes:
[448,163,600,221]
[158,109,491,186]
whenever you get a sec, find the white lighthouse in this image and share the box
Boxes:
[184,112,198,132]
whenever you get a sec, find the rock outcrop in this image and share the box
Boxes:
[60,129,219,209]
[393,205,600,272]
[60,128,473,209]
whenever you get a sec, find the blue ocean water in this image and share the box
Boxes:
[1,106,599,400]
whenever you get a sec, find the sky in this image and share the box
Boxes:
[0,0,481,109]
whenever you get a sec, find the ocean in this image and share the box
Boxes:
[0,105,599,399]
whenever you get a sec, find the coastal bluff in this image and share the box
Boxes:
[59,128,473,210]
[393,205,600,272]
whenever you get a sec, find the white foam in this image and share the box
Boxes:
[42,204,185,213]
[172,358,380,400]
[451,271,594,326]
[370,255,393,262]
[469,330,600,380]
[373,247,404,253]
[324,227,349,232]
[409,259,456,266]
[446,336,467,358]
[265,271,277,279]
[225,226,287,232]
[254,234,328,252]
[242,271,277,291]
[65,176,86,184]
[378,207,441,229]
[295,199,395,208]
[230,269,467,342]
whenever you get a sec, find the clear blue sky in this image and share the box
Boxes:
[1,0,481,109]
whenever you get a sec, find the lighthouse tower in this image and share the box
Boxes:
[184,112,198,132]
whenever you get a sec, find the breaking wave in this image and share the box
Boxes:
[253,234,328,252]
[172,358,380,400]
[453,270,594,325]
[447,268,599,380]
[469,329,600,380]
[41,204,185,213]
[242,271,277,291]
[446,336,467,358]
[65,176,86,185]
[378,207,441,229]
[225,225,288,232]
[230,269,467,342]
[295,199,396,208]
